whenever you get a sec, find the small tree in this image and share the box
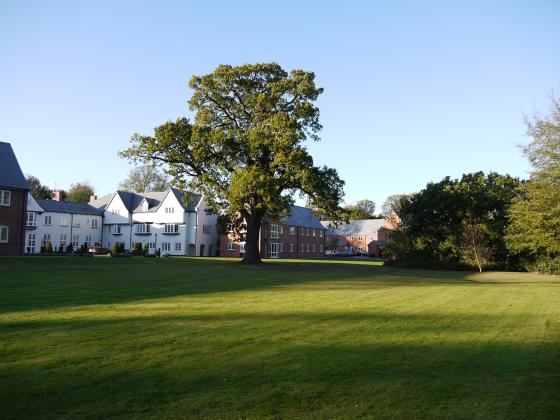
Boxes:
[345,199,376,220]
[119,165,168,193]
[66,182,95,203]
[460,215,492,272]
[143,243,149,255]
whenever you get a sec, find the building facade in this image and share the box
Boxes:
[321,218,395,257]
[89,188,217,256]
[0,142,29,256]
[220,205,326,259]
[24,195,104,253]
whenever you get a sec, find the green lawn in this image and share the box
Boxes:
[1,257,559,419]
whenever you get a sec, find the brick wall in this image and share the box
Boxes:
[0,189,28,256]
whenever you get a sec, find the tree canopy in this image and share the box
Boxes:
[119,165,168,193]
[66,182,95,203]
[25,175,53,200]
[120,63,345,263]
[344,199,376,220]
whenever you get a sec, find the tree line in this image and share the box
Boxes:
[384,97,560,274]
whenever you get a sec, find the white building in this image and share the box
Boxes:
[25,195,104,253]
[89,188,217,256]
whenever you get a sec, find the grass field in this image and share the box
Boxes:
[1,257,560,419]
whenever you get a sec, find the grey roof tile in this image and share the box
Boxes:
[320,219,386,236]
[36,199,104,216]
[0,142,29,190]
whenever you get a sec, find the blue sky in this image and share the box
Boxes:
[1,0,559,209]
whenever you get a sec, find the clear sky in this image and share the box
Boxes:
[1,0,559,209]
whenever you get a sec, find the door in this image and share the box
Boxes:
[26,233,36,254]
[269,242,280,258]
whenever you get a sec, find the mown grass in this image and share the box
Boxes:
[1,257,559,419]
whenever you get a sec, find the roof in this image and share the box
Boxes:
[36,199,104,216]
[321,219,386,236]
[0,142,29,190]
[89,188,201,213]
[280,205,325,229]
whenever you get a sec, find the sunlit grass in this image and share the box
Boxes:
[1,257,559,418]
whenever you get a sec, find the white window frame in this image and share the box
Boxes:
[112,225,122,235]
[26,232,36,252]
[163,224,179,234]
[0,225,8,243]
[0,190,11,206]
[312,244,316,252]
[320,230,323,237]
[202,224,211,235]
[270,224,280,239]
[59,215,68,226]
[85,235,92,247]
[175,242,182,251]
[72,235,80,248]
[290,226,295,236]
[165,207,175,214]
[269,242,280,258]
[290,243,294,253]
[26,212,37,227]
[306,243,309,252]
[320,244,323,253]
[228,242,235,251]
[300,243,305,252]
[162,242,171,251]
[41,233,51,247]
[91,218,98,228]
[44,215,52,225]
[239,242,246,253]
[60,234,67,247]
[136,223,151,234]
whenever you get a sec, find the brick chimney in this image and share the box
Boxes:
[52,190,63,201]
[89,195,97,203]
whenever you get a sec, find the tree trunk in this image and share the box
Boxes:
[241,213,263,264]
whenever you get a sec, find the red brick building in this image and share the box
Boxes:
[321,218,396,257]
[0,142,29,256]
[220,205,326,259]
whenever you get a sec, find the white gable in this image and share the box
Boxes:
[27,194,44,212]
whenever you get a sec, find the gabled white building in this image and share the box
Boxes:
[25,195,104,253]
[89,188,217,256]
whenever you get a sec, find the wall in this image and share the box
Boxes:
[0,189,27,256]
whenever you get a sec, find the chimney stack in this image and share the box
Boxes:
[89,195,97,203]
[52,190,63,201]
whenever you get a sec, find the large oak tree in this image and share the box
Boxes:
[120,63,345,263]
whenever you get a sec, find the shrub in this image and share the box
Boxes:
[66,243,73,253]
[143,243,149,255]
[111,243,120,254]
[133,242,142,251]
[525,256,560,275]
[45,241,53,253]
[119,242,126,253]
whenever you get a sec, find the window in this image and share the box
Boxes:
[350,236,354,240]
[91,219,98,228]
[0,190,11,206]
[300,227,304,235]
[290,226,295,235]
[59,234,67,247]
[320,230,323,237]
[270,224,280,239]
[26,233,36,252]
[228,242,235,251]
[300,243,305,252]
[165,207,175,213]
[136,224,151,234]
[164,224,179,234]
[44,215,52,225]
[269,243,280,258]
[312,244,316,252]
[112,225,121,235]
[290,243,294,252]
[41,233,51,247]
[60,216,68,226]
[203,224,211,234]
[73,217,81,227]
[312,229,316,237]
[175,242,182,251]
[85,235,92,247]
[358,236,363,241]
[72,235,80,248]
[110,208,120,215]
[320,244,323,253]
[26,212,37,227]
[162,242,171,251]
[240,242,245,253]
[279,242,283,253]
[306,243,309,252]
[147,242,155,249]
[0,225,8,242]
[306,228,310,236]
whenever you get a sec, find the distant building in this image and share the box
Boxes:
[0,142,29,256]
[89,188,217,256]
[25,194,104,253]
[321,218,395,257]
[220,205,326,259]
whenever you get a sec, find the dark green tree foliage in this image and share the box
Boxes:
[121,63,345,264]
[344,199,376,220]
[507,97,560,273]
[25,175,53,200]
[385,172,522,270]
[66,182,95,203]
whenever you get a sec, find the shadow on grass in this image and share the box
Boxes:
[1,310,559,418]
[1,257,556,313]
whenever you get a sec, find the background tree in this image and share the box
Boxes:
[381,194,409,218]
[120,63,345,264]
[344,199,376,220]
[507,97,560,272]
[66,182,95,203]
[25,175,53,200]
[119,165,168,193]
[460,214,493,272]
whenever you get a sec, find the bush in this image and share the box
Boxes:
[111,243,121,254]
[119,243,126,253]
[133,242,142,251]
[45,241,53,253]
[525,256,560,275]
[143,243,149,255]
[66,243,73,253]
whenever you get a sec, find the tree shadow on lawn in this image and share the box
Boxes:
[1,310,559,419]
[1,257,556,313]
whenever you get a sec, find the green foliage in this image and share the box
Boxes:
[66,243,73,253]
[507,97,560,271]
[25,175,53,200]
[119,165,168,193]
[45,241,53,253]
[386,172,522,270]
[381,194,410,218]
[119,243,126,253]
[143,243,149,255]
[111,243,121,255]
[66,182,95,203]
[344,199,376,220]
[120,63,345,263]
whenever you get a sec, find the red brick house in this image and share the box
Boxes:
[321,217,396,257]
[0,142,29,256]
[220,205,326,259]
